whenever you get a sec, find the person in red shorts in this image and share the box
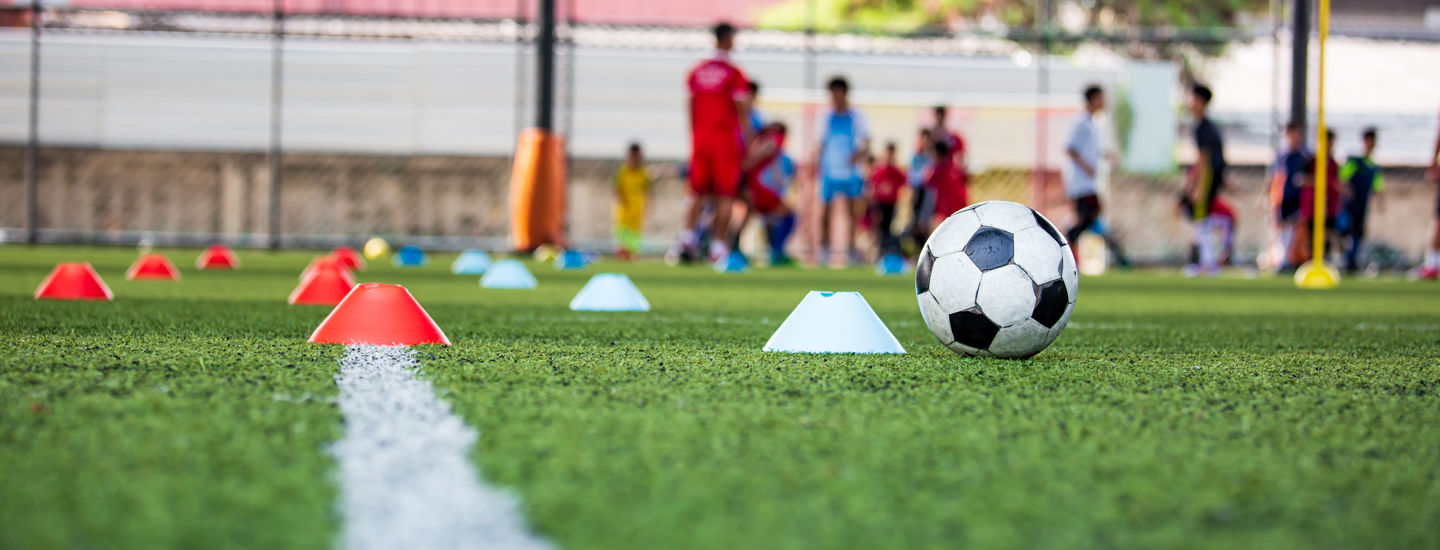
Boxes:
[740,121,798,264]
[671,22,753,265]
[867,142,905,254]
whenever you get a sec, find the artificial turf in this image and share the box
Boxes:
[2,244,1438,549]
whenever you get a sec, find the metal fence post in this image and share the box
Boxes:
[25,0,41,244]
[1033,0,1052,206]
[267,0,284,249]
[535,0,555,132]
[512,0,528,148]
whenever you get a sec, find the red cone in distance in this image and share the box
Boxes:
[196,245,239,270]
[308,283,450,346]
[35,262,114,301]
[288,263,357,306]
[301,256,356,285]
[126,253,181,281]
[331,246,365,271]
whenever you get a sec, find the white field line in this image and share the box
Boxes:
[330,345,551,550]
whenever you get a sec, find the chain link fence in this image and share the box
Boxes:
[2,0,1436,264]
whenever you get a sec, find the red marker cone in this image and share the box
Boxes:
[331,246,365,271]
[308,283,450,345]
[196,244,239,270]
[126,253,181,281]
[289,262,357,306]
[301,256,356,284]
[35,262,114,301]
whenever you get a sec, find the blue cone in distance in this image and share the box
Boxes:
[481,259,537,289]
[763,291,906,354]
[451,249,493,275]
[716,250,749,273]
[876,253,907,276]
[557,249,586,270]
[569,273,650,312]
[394,245,427,267]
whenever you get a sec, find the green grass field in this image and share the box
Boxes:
[3,244,1439,549]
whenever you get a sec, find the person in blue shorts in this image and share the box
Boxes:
[812,76,870,268]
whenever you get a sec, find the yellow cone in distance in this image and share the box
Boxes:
[363,237,391,260]
[1294,260,1339,290]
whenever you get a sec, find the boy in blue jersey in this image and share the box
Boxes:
[812,76,871,268]
[1339,127,1383,273]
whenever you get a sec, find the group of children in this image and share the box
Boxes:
[1267,120,1386,274]
[811,95,972,268]
[613,23,971,269]
[613,22,1440,277]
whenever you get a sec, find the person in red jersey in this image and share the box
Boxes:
[930,105,968,175]
[866,142,905,255]
[927,139,968,229]
[670,22,753,265]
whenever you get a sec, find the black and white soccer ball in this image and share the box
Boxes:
[915,201,1078,358]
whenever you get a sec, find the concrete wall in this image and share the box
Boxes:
[2,146,1435,264]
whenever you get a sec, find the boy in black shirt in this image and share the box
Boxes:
[1183,84,1227,276]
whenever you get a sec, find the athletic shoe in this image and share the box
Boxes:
[1417,266,1440,281]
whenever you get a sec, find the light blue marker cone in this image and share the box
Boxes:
[762,291,906,354]
[569,273,650,312]
[451,249,493,275]
[557,249,586,270]
[481,259,537,289]
[716,250,749,273]
[393,245,427,267]
[876,253,907,276]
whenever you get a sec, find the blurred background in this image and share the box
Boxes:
[1,0,1437,264]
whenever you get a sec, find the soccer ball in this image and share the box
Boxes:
[915,201,1078,359]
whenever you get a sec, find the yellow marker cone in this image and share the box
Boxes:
[363,237,391,260]
[1295,260,1339,289]
[1295,0,1339,290]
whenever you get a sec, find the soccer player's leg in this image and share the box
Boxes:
[750,179,793,264]
[707,141,744,263]
[672,146,714,264]
[816,179,838,266]
[1421,192,1440,279]
[1066,195,1100,251]
[845,179,867,262]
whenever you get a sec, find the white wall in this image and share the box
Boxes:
[0,29,1129,167]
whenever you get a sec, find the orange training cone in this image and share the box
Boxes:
[331,246,365,271]
[35,262,114,301]
[289,262,357,306]
[126,253,181,281]
[301,256,356,284]
[196,244,239,270]
[308,283,450,345]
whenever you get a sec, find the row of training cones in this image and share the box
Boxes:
[40,246,904,354]
[306,272,654,345]
[36,246,238,300]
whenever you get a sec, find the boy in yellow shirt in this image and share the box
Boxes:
[614,142,651,260]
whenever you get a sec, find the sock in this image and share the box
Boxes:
[768,214,796,254]
[709,240,728,259]
[680,230,697,247]
[1426,250,1440,269]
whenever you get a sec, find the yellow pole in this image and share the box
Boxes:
[1294,0,1339,288]
[1312,0,1328,265]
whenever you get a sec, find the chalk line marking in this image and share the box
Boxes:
[330,345,551,550]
